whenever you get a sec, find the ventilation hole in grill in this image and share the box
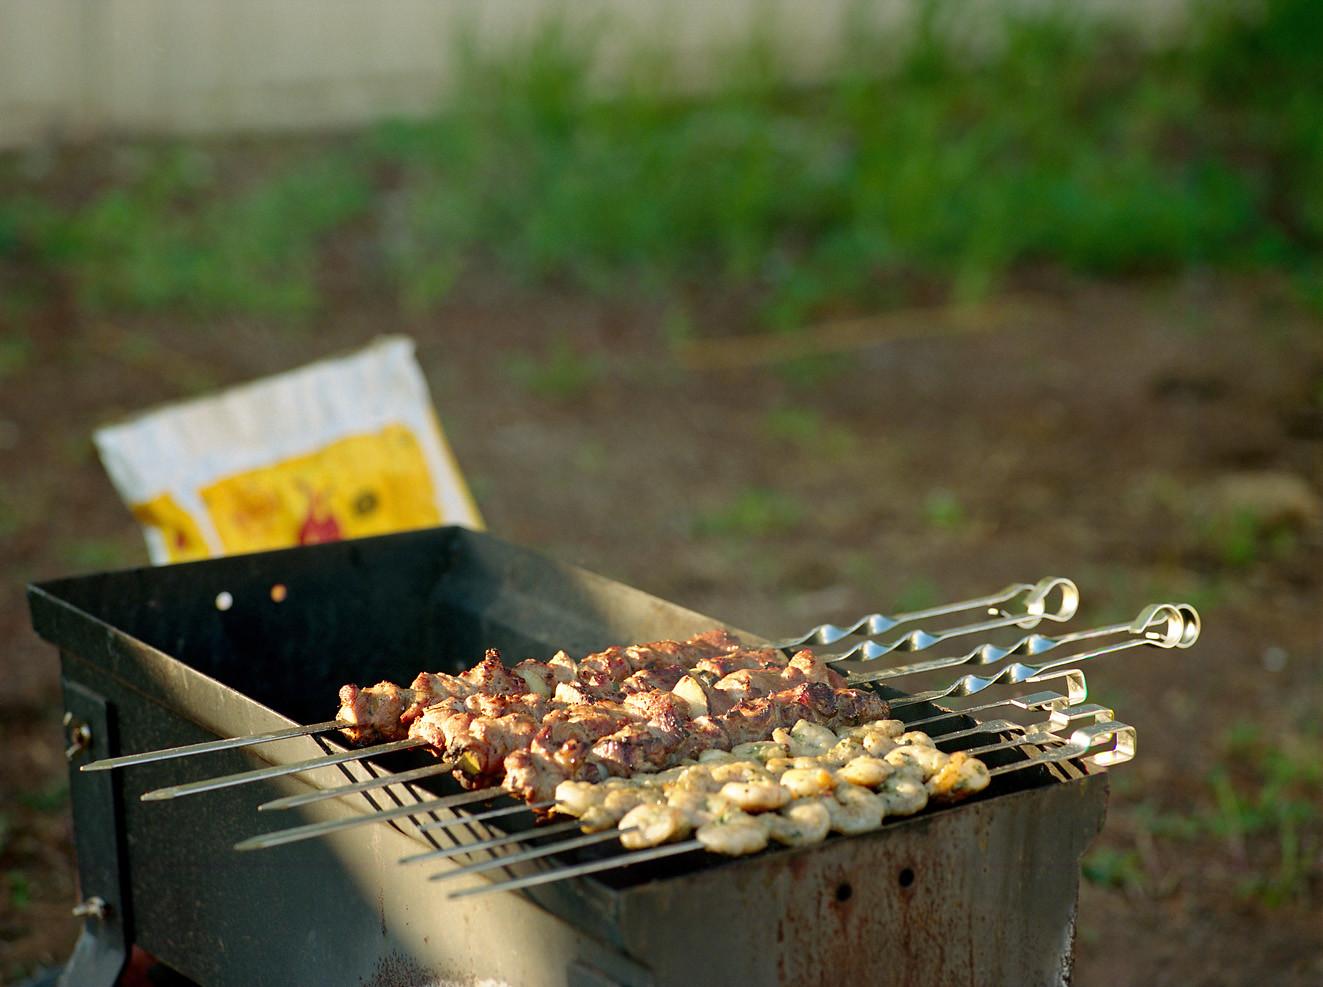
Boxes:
[270,584,288,603]
[215,591,233,611]
[835,882,853,903]
[898,867,915,888]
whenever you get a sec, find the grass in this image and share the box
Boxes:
[2,0,1322,328]
[1121,719,1323,907]
[692,487,806,538]
[503,334,605,402]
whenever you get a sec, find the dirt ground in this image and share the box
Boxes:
[1,271,1320,985]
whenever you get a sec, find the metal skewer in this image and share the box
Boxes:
[428,827,636,883]
[80,719,349,773]
[417,800,554,833]
[771,576,1076,650]
[232,784,505,852]
[447,839,703,900]
[400,819,582,866]
[889,602,1197,709]
[822,578,1079,664]
[931,703,1115,747]
[140,737,429,802]
[898,669,1087,728]
[845,602,1167,683]
[412,693,1096,835]
[445,720,1136,901]
[258,761,456,812]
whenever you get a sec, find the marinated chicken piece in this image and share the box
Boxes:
[896,730,934,747]
[877,767,929,816]
[766,799,832,847]
[827,783,886,834]
[771,720,839,757]
[730,741,789,762]
[708,760,771,785]
[618,803,694,849]
[884,744,950,778]
[836,755,894,788]
[926,751,991,803]
[847,719,906,741]
[581,786,662,832]
[696,748,736,765]
[665,789,725,824]
[780,767,837,799]
[671,764,721,793]
[720,780,792,812]
[554,779,601,818]
[696,809,771,856]
[817,735,864,765]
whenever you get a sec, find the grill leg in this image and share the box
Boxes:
[59,678,130,987]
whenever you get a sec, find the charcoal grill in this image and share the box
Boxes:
[27,527,1179,986]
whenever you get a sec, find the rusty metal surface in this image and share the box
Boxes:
[616,775,1108,987]
[29,526,1109,986]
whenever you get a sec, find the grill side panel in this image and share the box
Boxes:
[615,775,1108,987]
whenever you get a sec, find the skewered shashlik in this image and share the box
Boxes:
[551,717,991,856]
[334,631,887,803]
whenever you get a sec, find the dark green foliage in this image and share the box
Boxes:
[3,0,1321,324]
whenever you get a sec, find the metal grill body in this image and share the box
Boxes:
[29,527,1108,987]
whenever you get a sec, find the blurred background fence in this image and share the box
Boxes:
[1,0,1191,149]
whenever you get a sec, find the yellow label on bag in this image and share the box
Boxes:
[198,423,441,555]
[131,493,212,563]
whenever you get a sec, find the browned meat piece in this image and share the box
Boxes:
[408,705,476,753]
[786,649,847,688]
[621,629,743,672]
[691,648,788,679]
[464,691,557,721]
[714,668,794,704]
[337,681,413,744]
[504,748,608,804]
[576,646,632,682]
[554,677,619,705]
[454,713,541,782]
[402,671,473,724]
[459,650,525,694]
[721,695,799,746]
[622,689,693,724]
[532,703,638,756]
[592,723,676,776]
[671,716,732,761]
[620,664,688,694]
[546,651,578,683]
[511,658,558,696]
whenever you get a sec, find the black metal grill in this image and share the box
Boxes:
[30,526,1113,987]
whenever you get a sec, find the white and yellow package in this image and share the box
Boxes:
[94,336,482,564]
